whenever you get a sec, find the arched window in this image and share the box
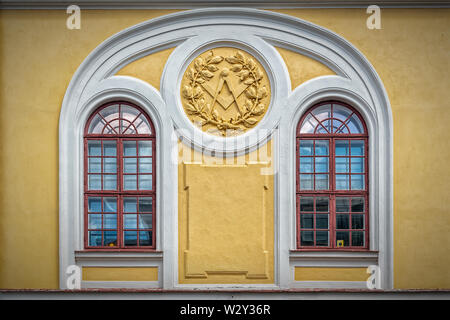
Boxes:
[84,101,156,249]
[297,101,368,250]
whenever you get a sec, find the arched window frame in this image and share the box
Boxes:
[83,101,157,250]
[296,101,369,250]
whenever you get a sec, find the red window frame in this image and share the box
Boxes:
[83,101,156,250]
[296,101,369,251]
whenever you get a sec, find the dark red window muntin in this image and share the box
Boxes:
[296,101,369,251]
[84,101,156,250]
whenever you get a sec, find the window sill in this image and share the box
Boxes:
[75,250,163,264]
[289,250,378,267]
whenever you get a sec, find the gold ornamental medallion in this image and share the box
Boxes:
[180,48,271,136]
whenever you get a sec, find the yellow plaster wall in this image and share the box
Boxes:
[0,8,449,289]
[295,267,368,282]
[82,267,158,282]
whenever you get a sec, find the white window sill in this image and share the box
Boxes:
[289,250,378,267]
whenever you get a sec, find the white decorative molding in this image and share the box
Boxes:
[59,8,393,290]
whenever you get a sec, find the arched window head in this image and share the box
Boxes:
[296,101,368,250]
[84,101,156,249]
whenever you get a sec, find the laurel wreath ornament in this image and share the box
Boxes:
[182,50,268,136]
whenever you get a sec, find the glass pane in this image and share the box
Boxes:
[335,174,349,190]
[88,231,102,246]
[88,214,101,229]
[103,158,116,173]
[124,175,137,190]
[88,141,101,156]
[107,120,120,135]
[299,174,313,190]
[301,214,313,229]
[103,214,117,229]
[335,140,349,156]
[352,214,365,229]
[300,114,318,134]
[332,119,345,133]
[103,197,117,212]
[88,114,105,134]
[139,141,152,156]
[318,120,331,133]
[88,175,101,190]
[124,158,137,173]
[336,197,350,212]
[139,231,152,246]
[103,141,117,156]
[299,157,313,173]
[351,140,365,156]
[88,157,101,173]
[315,157,328,173]
[312,104,332,121]
[335,157,349,173]
[99,104,119,122]
[124,231,137,246]
[135,115,152,135]
[139,197,153,212]
[315,174,328,190]
[300,197,314,212]
[88,197,101,212]
[103,175,117,190]
[352,231,365,246]
[316,231,329,246]
[333,104,352,122]
[139,158,152,174]
[123,198,137,212]
[139,214,153,229]
[351,175,365,190]
[336,214,349,229]
[351,197,365,212]
[315,140,329,156]
[347,114,364,133]
[300,140,313,156]
[300,230,314,246]
[103,231,117,247]
[351,157,364,173]
[123,141,137,156]
[316,214,328,229]
[139,175,152,190]
[336,231,350,247]
[121,104,140,124]
[124,214,137,229]
[315,197,329,212]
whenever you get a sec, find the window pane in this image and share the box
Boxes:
[124,158,137,173]
[103,214,117,229]
[300,197,314,212]
[88,197,101,212]
[124,231,137,246]
[352,214,365,229]
[88,141,101,156]
[139,141,152,156]
[351,175,365,190]
[124,214,137,229]
[123,141,137,156]
[301,231,314,246]
[315,157,328,173]
[139,158,152,174]
[312,104,331,121]
[88,214,101,229]
[316,231,329,246]
[139,175,152,190]
[300,140,313,156]
[103,175,117,190]
[336,214,349,229]
[315,140,329,156]
[347,114,364,133]
[351,231,365,246]
[89,231,102,246]
[316,214,328,229]
[336,197,350,212]
[135,115,152,135]
[335,157,349,173]
[335,140,349,156]
[300,114,318,134]
[104,158,117,173]
[139,231,152,246]
[124,175,137,190]
[103,197,117,212]
[333,104,352,122]
[299,174,313,190]
[300,214,313,229]
[88,157,101,173]
[123,198,137,212]
[139,197,153,212]
[318,120,331,133]
[88,175,101,190]
[351,140,365,156]
[103,232,117,246]
[299,157,313,173]
[315,174,328,190]
[139,214,153,229]
[351,197,365,212]
[103,141,116,156]
[351,157,364,173]
[335,174,349,190]
[336,231,349,247]
[315,197,329,212]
